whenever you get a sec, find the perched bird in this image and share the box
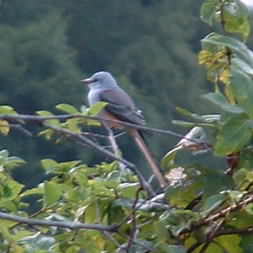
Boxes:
[81,71,166,187]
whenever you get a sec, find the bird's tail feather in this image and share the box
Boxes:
[129,129,167,188]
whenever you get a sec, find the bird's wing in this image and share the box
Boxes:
[99,89,145,125]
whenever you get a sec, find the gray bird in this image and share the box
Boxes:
[81,71,167,188]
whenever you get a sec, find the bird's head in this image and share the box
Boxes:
[81,71,118,89]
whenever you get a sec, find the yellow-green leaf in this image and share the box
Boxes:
[56,104,79,114]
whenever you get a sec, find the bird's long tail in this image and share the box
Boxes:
[129,129,167,188]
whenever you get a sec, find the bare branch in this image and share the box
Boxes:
[0,211,118,232]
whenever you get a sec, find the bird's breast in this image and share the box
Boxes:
[88,90,101,106]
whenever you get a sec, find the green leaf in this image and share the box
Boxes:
[230,68,253,118]
[57,160,81,173]
[165,179,202,208]
[214,114,252,155]
[161,148,178,170]
[41,159,59,173]
[42,159,81,174]
[118,183,139,198]
[203,92,244,114]
[43,181,63,207]
[56,103,79,114]
[87,102,108,116]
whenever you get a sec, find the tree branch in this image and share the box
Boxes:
[0,113,210,146]
[0,211,119,232]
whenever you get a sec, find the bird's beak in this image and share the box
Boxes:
[80,77,94,84]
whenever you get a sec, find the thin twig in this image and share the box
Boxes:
[104,123,126,171]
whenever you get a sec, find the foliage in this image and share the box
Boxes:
[0,0,253,252]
